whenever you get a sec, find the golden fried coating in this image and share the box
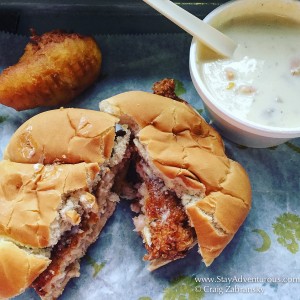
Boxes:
[0,29,102,110]
[139,164,195,262]
[152,78,186,103]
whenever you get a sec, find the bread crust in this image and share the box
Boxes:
[0,240,50,299]
[186,160,251,266]
[100,91,251,266]
[0,160,100,248]
[4,108,119,164]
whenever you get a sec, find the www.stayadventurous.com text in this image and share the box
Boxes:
[193,275,300,295]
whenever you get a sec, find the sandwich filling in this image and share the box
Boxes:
[31,125,131,299]
[133,158,195,262]
[120,138,197,269]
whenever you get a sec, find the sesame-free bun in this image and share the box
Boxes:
[0,239,50,299]
[4,108,119,164]
[100,91,251,266]
[0,160,100,248]
[0,108,130,299]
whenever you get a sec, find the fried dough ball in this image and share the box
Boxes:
[0,29,102,110]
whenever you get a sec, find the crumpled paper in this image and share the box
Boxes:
[0,31,299,300]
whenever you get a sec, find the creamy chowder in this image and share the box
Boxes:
[198,16,300,128]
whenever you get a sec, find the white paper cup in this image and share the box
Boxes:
[189,0,300,148]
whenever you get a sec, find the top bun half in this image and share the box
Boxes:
[100,91,251,266]
[4,108,119,164]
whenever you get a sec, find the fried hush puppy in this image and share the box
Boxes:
[0,29,101,110]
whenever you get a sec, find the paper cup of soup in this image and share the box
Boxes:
[189,0,300,148]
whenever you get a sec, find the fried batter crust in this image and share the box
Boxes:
[136,160,195,262]
[32,212,99,298]
[143,179,195,261]
[0,30,101,110]
[152,78,186,103]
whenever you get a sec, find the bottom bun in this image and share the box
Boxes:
[0,240,50,299]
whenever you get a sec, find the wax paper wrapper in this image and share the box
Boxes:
[0,31,299,300]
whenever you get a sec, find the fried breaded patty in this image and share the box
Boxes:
[132,159,195,262]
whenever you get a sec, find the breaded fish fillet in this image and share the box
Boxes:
[0,29,101,110]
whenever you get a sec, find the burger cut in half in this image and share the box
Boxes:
[100,91,252,270]
[0,108,131,299]
[0,89,252,299]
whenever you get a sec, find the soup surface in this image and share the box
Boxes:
[199,16,300,128]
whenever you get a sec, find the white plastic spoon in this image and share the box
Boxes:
[143,0,237,57]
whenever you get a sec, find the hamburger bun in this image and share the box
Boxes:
[100,91,251,268]
[4,108,118,164]
[0,108,131,299]
[0,239,50,299]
